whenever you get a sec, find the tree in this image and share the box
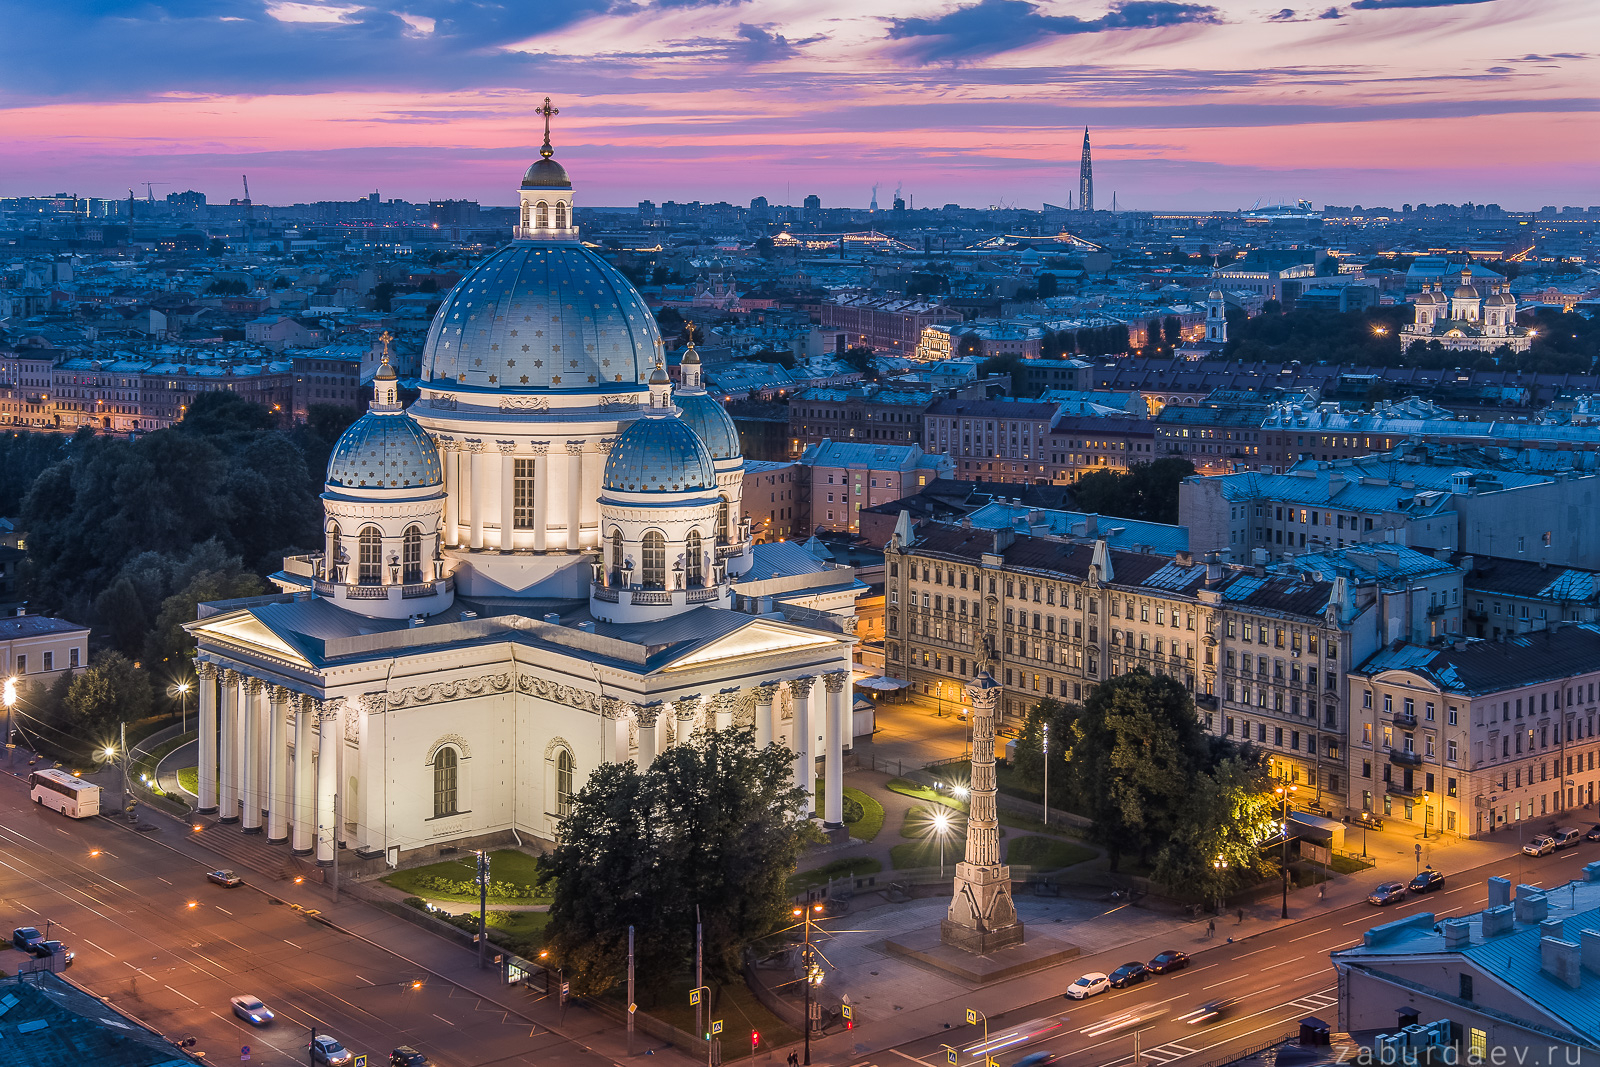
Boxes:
[1152,755,1280,902]
[1317,256,1340,276]
[204,278,247,295]
[1060,671,1211,870]
[1163,315,1182,347]
[147,561,267,669]
[1036,273,1059,299]
[372,281,396,311]
[979,352,1026,397]
[541,728,809,996]
[1007,698,1073,806]
[754,236,775,260]
[1145,318,1162,353]
[1071,459,1196,525]
[64,651,153,740]
[179,391,276,435]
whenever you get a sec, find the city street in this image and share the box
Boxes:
[821,838,1600,1067]
[0,763,616,1067]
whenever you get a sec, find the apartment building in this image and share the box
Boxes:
[820,295,960,355]
[787,385,934,456]
[0,614,90,681]
[742,459,800,542]
[1459,553,1600,640]
[1181,451,1600,570]
[799,441,952,535]
[922,398,1065,484]
[1044,414,1158,480]
[1349,626,1600,838]
[883,519,1389,806]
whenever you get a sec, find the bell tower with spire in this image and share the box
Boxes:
[516,97,577,241]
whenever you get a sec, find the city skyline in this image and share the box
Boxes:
[3,0,1597,210]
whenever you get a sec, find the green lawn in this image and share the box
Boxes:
[626,975,798,1059]
[886,777,968,813]
[131,731,196,796]
[177,766,198,796]
[1006,835,1096,870]
[786,857,884,894]
[889,837,965,870]
[1330,853,1376,874]
[812,783,886,842]
[385,849,552,904]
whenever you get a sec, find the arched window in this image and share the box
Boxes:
[358,527,383,585]
[433,747,458,818]
[717,498,730,543]
[555,201,568,228]
[402,526,422,584]
[535,201,549,228]
[611,528,624,583]
[327,522,341,571]
[556,749,574,818]
[521,201,531,227]
[642,531,666,589]
[685,530,703,587]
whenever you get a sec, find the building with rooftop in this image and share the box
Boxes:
[1348,626,1600,837]
[741,459,800,542]
[0,614,88,681]
[1332,871,1600,1063]
[1403,267,1531,354]
[0,971,200,1067]
[798,440,952,535]
[1459,553,1600,640]
[1181,449,1600,570]
[821,294,960,355]
[787,384,934,456]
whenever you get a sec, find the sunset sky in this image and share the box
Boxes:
[2,0,1596,210]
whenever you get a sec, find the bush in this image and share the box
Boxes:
[416,875,540,901]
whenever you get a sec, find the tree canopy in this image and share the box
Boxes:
[1070,459,1196,525]
[541,728,810,996]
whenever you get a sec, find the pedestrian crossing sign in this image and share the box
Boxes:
[946,1049,957,1065]
[690,989,701,1005]
[712,1019,723,1035]
[966,1009,977,1025]
[354,1057,367,1067]
[841,1004,852,1020]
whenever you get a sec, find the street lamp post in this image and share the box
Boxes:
[933,810,951,878]
[1212,856,1228,915]
[1420,791,1430,840]
[1275,783,1297,920]
[475,850,490,971]
[1041,722,1049,827]
[793,902,824,1065]
[169,681,191,734]
[3,676,14,768]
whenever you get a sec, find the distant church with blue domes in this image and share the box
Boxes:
[184,105,861,868]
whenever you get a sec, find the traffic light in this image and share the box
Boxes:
[751,1030,760,1050]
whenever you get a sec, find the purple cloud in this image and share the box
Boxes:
[887,0,1223,62]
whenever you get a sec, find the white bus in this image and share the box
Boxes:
[30,769,101,818]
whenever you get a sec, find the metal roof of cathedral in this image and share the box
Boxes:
[603,414,719,493]
[420,243,661,395]
[675,392,741,461]
[325,408,442,490]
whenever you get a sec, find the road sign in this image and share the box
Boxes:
[841,1004,852,1020]
[946,1049,957,1065]
[240,1047,250,1061]
[629,1003,637,1014]
[354,1057,368,1067]
[711,1019,723,1035]
[690,989,701,1005]
[966,1008,978,1025]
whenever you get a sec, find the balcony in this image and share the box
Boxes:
[1386,779,1424,799]
[1389,748,1423,768]
[1427,604,1447,617]
[1392,710,1417,728]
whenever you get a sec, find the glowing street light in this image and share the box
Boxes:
[932,810,952,878]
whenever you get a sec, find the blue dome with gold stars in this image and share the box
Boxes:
[603,416,718,494]
[326,410,442,490]
[420,243,661,394]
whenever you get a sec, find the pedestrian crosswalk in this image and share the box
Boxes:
[1140,1040,1198,1063]
[1287,990,1338,1014]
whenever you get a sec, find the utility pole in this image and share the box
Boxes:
[627,925,636,1056]
[1042,721,1049,826]
[119,721,128,816]
[695,907,703,1041]
[476,850,490,970]
[4,677,14,768]
[331,794,340,902]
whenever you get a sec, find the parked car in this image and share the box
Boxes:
[1065,972,1110,999]
[27,940,73,966]
[1147,950,1190,974]
[1178,999,1236,1026]
[231,996,275,1026]
[1523,835,1556,857]
[10,927,42,952]
[1107,962,1149,988]
[1586,824,1600,843]
[207,869,243,887]
[390,1049,434,1067]
[1367,882,1408,906]
[1552,827,1584,850]
[1409,868,1445,894]
[310,1035,355,1066]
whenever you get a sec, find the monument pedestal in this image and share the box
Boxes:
[886,925,1079,985]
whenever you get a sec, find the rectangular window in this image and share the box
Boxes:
[13,655,23,675]
[513,458,537,528]
[70,647,80,669]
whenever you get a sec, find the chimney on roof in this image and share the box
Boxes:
[1543,936,1583,990]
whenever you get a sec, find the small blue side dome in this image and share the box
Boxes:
[603,417,718,493]
[676,392,740,462]
[326,412,441,489]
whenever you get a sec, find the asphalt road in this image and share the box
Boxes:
[854,835,1600,1067]
[0,764,614,1067]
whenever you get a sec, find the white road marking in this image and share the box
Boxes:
[166,985,198,1004]
[890,1052,934,1067]
[215,907,232,915]
[1290,928,1330,942]
[283,940,301,949]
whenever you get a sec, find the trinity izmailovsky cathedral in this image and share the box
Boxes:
[186,109,862,868]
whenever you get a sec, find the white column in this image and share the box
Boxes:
[713,692,735,732]
[754,684,776,748]
[337,700,354,851]
[218,670,239,822]
[241,678,264,833]
[674,697,699,750]
[266,687,290,843]
[791,676,815,805]
[498,441,516,552]
[292,696,316,855]
[316,702,340,866]
[531,443,549,552]
[566,441,583,551]
[441,440,459,546]
[637,704,660,766]
[467,440,485,549]
[356,701,378,853]
[602,699,631,764]
[196,662,219,813]
[824,672,846,828]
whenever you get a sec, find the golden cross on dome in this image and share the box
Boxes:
[379,330,393,360]
[536,97,559,158]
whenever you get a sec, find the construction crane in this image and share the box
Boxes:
[142,181,171,202]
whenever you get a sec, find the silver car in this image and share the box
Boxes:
[230,996,274,1026]
[311,1034,355,1066]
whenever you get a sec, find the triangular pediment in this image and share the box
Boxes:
[661,618,839,673]
[188,610,314,668]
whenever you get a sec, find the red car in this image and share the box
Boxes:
[1147,950,1190,974]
